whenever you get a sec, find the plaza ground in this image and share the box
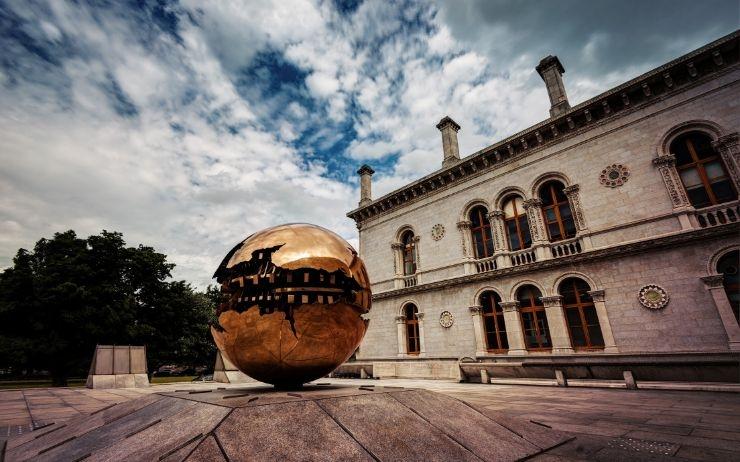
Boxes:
[1,378,739,461]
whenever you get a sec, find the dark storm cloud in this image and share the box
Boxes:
[438,0,739,78]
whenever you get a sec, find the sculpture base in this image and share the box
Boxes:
[4,385,572,461]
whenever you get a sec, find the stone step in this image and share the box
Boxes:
[489,377,740,392]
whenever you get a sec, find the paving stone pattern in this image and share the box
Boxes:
[0,379,739,461]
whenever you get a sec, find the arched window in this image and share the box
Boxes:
[401,230,416,275]
[470,206,494,258]
[671,132,737,208]
[503,196,531,251]
[559,278,605,350]
[404,304,421,354]
[516,285,551,350]
[717,251,739,323]
[480,291,508,352]
[539,181,576,242]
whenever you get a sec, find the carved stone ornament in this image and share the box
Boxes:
[600,164,630,188]
[638,285,669,310]
[431,224,445,241]
[439,310,455,328]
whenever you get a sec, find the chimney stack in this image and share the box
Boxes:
[357,164,375,206]
[536,55,570,117]
[436,116,461,167]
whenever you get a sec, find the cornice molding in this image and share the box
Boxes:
[348,31,739,226]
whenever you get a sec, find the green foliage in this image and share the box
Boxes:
[0,230,217,386]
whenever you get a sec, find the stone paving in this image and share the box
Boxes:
[1,379,739,461]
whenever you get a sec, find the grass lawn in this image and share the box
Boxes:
[0,378,86,389]
[0,376,200,389]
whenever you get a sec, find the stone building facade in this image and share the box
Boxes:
[347,32,740,381]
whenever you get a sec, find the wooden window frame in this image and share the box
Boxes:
[404,304,420,355]
[539,181,576,242]
[673,133,737,208]
[560,279,605,351]
[503,196,531,251]
[517,287,551,351]
[470,206,494,259]
[481,292,508,353]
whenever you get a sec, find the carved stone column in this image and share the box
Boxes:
[416,312,427,357]
[563,184,593,250]
[488,210,510,268]
[588,290,618,353]
[395,315,406,357]
[523,198,549,260]
[701,275,740,351]
[391,243,404,289]
[500,301,527,355]
[540,296,574,354]
[413,236,422,280]
[712,132,740,191]
[469,306,487,356]
[457,220,475,275]
[652,154,696,229]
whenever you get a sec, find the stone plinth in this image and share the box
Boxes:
[85,345,149,389]
[213,350,256,384]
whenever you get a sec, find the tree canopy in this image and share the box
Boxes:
[0,230,217,385]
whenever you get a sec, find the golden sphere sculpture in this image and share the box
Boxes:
[211,223,371,387]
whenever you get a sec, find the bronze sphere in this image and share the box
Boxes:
[211,223,371,387]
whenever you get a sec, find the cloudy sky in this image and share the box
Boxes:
[1,0,737,287]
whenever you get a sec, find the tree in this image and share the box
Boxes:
[0,230,216,385]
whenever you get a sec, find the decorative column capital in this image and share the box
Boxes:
[487,210,504,220]
[500,301,520,312]
[588,289,605,302]
[391,242,404,250]
[413,235,421,243]
[712,132,739,153]
[652,154,677,167]
[456,220,472,230]
[415,312,425,321]
[395,315,406,324]
[563,184,580,195]
[469,305,483,315]
[701,274,725,289]
[540,295,564,307]
[523,198,543,209]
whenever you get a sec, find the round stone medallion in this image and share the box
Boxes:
[638,284,669,310]
[600,164,630,188]
[431,224,445,241]
[439,310,454,328]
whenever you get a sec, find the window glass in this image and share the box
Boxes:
[713,181,736,203]
[687,187,711,208]
[680,169,702,187]
[470,207,482,226]
[503,196,523,218]
[520,217,532,247]
[705,161,726,180]
[692,134,714,159]
[672,137,693,166]
[717,251,739,323]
